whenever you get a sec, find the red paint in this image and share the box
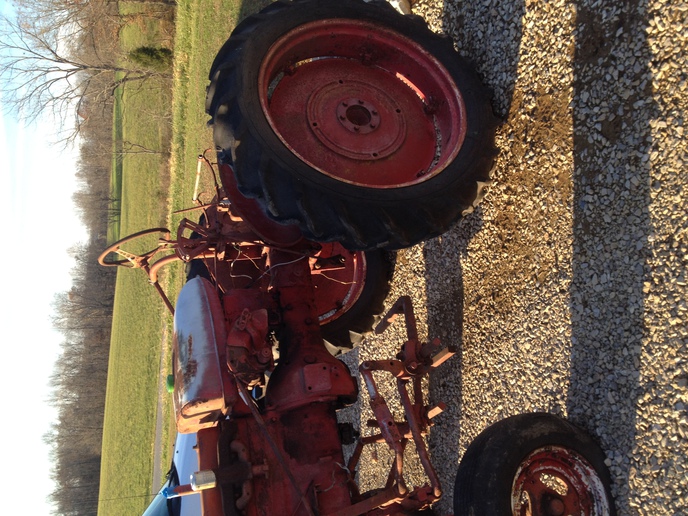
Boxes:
[258,20,467,188]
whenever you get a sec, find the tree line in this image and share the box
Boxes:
[0,1,175,514]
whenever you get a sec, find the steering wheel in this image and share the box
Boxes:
[98,228,172,269]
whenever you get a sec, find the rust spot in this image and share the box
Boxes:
[184,359,198,386]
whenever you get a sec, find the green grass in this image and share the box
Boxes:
[99,271,167,515]
[98,1,272,515]
[168,0,272,223]
[108,87,124,243]
[98,94,173,512]
[97,3,175,515]
[119,0,176,52]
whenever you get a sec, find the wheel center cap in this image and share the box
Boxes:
[307,80,406,161]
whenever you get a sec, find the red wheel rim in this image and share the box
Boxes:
[511,446,611,516]
[310,243,366,325]
[258,20,467,188]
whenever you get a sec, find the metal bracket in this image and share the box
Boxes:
[342,296,456,514]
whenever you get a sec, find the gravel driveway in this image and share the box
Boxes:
[342,1,688,514]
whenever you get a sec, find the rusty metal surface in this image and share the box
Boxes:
[257,19,466,188]
[104,157,461,515]
[166,232,451,514]
[511,446,611,515]
[101,207,459,514]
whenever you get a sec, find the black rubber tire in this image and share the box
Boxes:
[320,249,394,355]
[206,0,498,251]
[454,413,616,516]
[184,214,212,282]
[185,259,212,282]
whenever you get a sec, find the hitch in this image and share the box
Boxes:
[341,296,455,515]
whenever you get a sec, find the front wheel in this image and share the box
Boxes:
[454,413,616,516]
[206,0,498,250]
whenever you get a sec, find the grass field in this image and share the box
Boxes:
[109,86,123,243]
[98,1,273,515]
[97,3,176,515]
[168,0,272,222]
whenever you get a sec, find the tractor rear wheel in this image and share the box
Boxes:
[206,0,498,250]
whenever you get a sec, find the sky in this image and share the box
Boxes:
[0,99,86,515]
[0,3,87,512]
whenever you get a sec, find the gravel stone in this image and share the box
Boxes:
[338,1,688,514]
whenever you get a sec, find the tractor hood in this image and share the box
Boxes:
[172,277,228,433]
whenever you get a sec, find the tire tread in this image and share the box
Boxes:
[206,0,498,250]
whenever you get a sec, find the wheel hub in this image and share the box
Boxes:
[307,81,405,161]
[258,19,468,188]
[337,98,379,134]
[511,446,611,516]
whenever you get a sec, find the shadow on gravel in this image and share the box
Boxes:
[423,0,525,509]
[424,209,484,494]
[569,0,656,512]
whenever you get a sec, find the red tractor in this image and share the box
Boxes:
[100,1,615,515]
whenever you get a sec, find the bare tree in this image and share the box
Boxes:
[0,11,171,142]
[16,0,172,32]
